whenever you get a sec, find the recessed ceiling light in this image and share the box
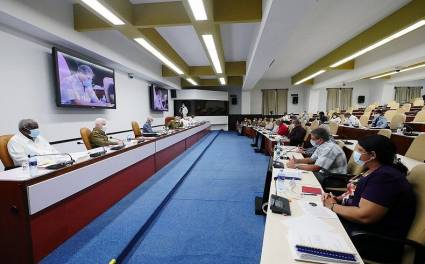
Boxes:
[188,0,208,21]
[370,71,397,79]
[294,70,326,85]
[330,20,425,68]
[370,63,425,79]
[186,78,198,86]
[219,77,226,85]
[81,0,125,25]
[134,38,184,75]
[399,63,425,72]
[202,34,223,74]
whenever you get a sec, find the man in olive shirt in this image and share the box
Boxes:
[90,118,119,148]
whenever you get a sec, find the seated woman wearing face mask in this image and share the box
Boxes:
[322,135,416,261]
[7,119,59,167]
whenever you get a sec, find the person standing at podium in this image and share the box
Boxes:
[7,119,59,166]
[89,118,119,148]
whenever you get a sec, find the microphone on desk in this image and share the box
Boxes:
[32,153,75,170]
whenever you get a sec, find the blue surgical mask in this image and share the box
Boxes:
[82,79,92,87]
[29,129,40,138]
[310,139,319,147]
[353,151,365,165]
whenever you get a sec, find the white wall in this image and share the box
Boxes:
[174,89,228,130]
[227,87,242,115]
[249,78,308,114]
[0,28,173,170]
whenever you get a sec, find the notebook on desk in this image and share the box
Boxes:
[288,229,360,264]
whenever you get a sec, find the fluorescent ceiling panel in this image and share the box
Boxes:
[81,0,125,25]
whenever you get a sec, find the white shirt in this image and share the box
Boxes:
[330,117,341,124]
[61,75,100,104]
[345,115,359,127]
[7,131,59,166]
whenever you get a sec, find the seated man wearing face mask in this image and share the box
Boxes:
[287,127,347,183]
[7,119,59,167]
[89,118,119,148]
[370,109,388,128]
[143,116,155,133]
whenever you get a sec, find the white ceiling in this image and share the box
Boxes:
[157,25,210,66]
[220,23,259,62]
[264,0,410,80]
[244,0,410,89]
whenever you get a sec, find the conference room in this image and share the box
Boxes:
[1,0,425,263]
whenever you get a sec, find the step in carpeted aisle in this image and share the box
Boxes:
[122,132,269,264]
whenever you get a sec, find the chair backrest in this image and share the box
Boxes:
[384,109,397,121]
[365,105,374,112]
[377,129,392,138]
[165,116,175,126]
[131,121,142,138]
[413,98,424,107]
[403,164,425,264]
[359,115,369,127]
[80,128,93,150]
[402,103,411,112]
[388,102,399,110]
[304,127,311,142]
[405,134,425,161]
[328,121,339,135]
[413,110,425,122]
[397,108,406,114]
[389,113,406,130]
[310,119,319,130]
[0,135,14,169]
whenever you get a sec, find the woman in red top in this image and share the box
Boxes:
[276,120,289,136]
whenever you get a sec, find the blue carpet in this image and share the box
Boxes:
[41,131,219,264]
[123,132,269,264]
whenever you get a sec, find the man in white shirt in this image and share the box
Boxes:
[61,65,101,106]
[343,112,360,127]
[7,119,59,167]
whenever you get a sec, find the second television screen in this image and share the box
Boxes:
[150,85,169,111]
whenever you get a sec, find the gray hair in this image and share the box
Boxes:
[311,127,330,141]
[95,118,106,127]
[18,119,38,131]
[292,118,301,126]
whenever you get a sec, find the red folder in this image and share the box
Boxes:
[302,186,322,195]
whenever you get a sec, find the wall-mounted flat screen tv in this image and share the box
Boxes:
[53,47,116,109]
[149,84,169,111]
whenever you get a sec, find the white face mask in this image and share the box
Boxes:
[310,139,319,147]
[102,125,107,131]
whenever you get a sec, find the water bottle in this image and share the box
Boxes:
[126,135,132,143]
[28,154,38,176]
[396,124,402,134]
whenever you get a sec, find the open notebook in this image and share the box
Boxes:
[288,228,360,264]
